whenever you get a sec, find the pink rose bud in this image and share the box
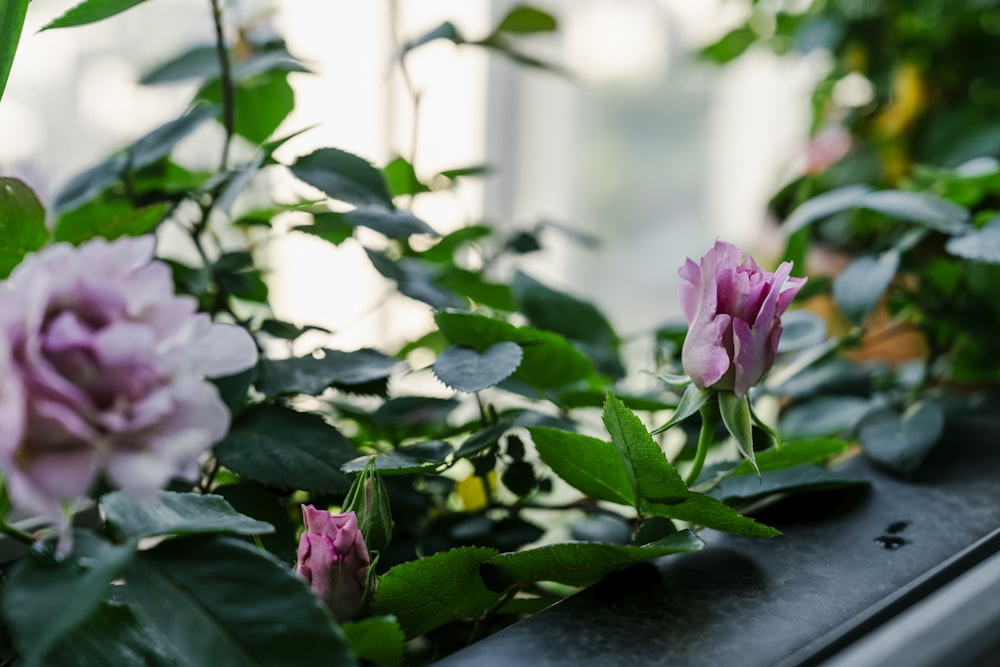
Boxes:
[0,236,257,541]
[678,240,806,398]
[296,505,372,623]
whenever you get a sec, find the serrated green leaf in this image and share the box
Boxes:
[42,0,150,30]
[603,394,687,504]
[435,311,596,389]
[366,249,463,310]
[371,547,501,639]
[53,203,168,245]
[858,401,944,476]
[832,250,900,324]
[290,147,394,209]
[342,617,404,667]
[482,530,703,591]
[433,342,524,393]
[646,493,780,537]
[2,531,136,666]
[0,177,48,278]
[719,392,756,473]
[215,405,356,493]
[127,535,355,667]
[651,383,709,434]
[530,427,634,506]
[454,422,511,459]
[292,211,355,245]
[341,440,453,475]
[256,348,400,398]
[0,0,28,107]
[101,491,274,540]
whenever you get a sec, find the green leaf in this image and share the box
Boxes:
[217,153,266,215]
[437,269,515,311]
[651,383,709,434]
[699,25,757,63]
[946,217,1000,263]
[341,440,453,475]
[0,0,28,106]
[371,547,501,639]
[256,348,400,398]
[101,491,274,540]
[126,535,355,667]
[44,601,180,667]
[433,342,524,393]
[366,249,463,309]
[140,45,217,85]
[857,401,944,476]
[42,0,150,30]
[718,391,756,473]
[54,203,168,245]
[730,438,849,475]
[710,464,867,502]
[1,530,136,666]
[341,617,404,667]
[782,184,871,234]
[199,70,293,144]
[290,147,394,209]
[454,422,511,459]
[603,394,687,504]
[780,396,875,438]
[530,427,634,506]
[857,190,970,234]
[832,250,900,324]
[511,270,619,350]
[130,106,218,169]
[383,156,430,197]
[215,404,357,493]
[345,206,438,238]
[646,493,781,537]
[494,5,558,34]
[214,482,298,564]
[435,310,596,390]
[0,177,48,278]
[293,211,355,245]
[482,531,703,591]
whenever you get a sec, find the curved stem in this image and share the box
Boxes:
[209,0,235,172]
[0,520,35,546]
[685,403,717,486]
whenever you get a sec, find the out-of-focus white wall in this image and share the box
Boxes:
[0,0,819,346]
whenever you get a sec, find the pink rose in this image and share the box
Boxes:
[0,235,257,534]
[296,505,371,623]
[679,240,806,397]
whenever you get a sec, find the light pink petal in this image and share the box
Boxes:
[681,313,733,390]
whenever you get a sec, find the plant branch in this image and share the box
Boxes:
[210,0,235,173]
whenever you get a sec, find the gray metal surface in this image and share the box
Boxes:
[433,417,1000,667]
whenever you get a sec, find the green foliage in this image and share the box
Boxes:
[0,0,28,106]
[215,405,357,493]
[126,535,355,667]
[433,342,524,393]
[0,178,48,277]
[857,401,945,476]
[371,547,503,638]
[43,0,150,30]
[100,491,274,540]
[341,617,405,667]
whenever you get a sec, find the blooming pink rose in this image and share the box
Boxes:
[296,505,371,623]
[679,240,806,398]
[0,235,257,535]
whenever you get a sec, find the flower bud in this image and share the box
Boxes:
[296,505,371,623]
[342,459,392,555]
[678,241,806,397]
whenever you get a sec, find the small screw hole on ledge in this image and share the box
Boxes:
[874,535,907,550]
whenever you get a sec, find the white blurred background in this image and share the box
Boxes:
[0,0,824,347]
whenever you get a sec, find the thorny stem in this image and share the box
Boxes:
[197,458,222,494]
[468,586,520,644]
